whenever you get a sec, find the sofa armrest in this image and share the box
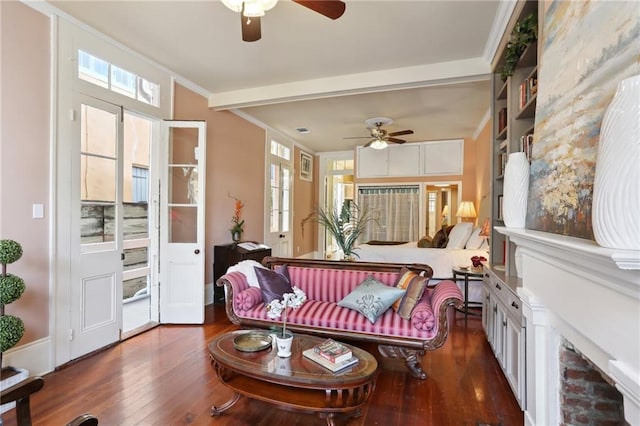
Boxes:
[217,271,250,293]
[430,280,464,315]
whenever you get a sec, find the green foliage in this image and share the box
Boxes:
[308,201,376,258]
[0,274,25,306]
[501,13,538,80]
[0,239,23,265]
[0,315,25,352]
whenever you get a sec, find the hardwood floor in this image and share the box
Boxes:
[1,306,523,426]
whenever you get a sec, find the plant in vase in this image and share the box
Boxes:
[0,239,26,373]
[470,256,487,273]
[303,200,376,260]
[266,287,307,357]
[230,197,245,242]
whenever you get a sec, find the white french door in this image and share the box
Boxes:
[159,121,206,324]
[69,96,124,359]
[265,140,293,257]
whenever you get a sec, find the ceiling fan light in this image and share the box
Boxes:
[243,1,266,17]
[370,139,388,150]
[221,0,243,13]
[260,0,279,12]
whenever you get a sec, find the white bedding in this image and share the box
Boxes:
[355,242,489,303]
[355,242,489,279]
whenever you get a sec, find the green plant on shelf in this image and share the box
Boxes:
[501,13,538,80]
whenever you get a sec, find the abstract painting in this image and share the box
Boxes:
[527,0,640,239]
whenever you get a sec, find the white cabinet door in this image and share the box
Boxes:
[356,147,389,177]
[388,144,421,176]
[422,139,464,175]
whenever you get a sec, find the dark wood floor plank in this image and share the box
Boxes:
[1,306,522,426]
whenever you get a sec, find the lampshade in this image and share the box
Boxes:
[441,205,450,217]
[479,218,491,237]
[370,139,388,150]
[456,201,477,219]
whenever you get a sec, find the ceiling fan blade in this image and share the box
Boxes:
[387,138,407,144]
[388,129,414,137]
[363,139,375,148]
[343,136,371,140]
[241,14,261,42]
[293,0,346,20]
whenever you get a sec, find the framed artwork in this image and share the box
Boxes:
[300,152,313,181]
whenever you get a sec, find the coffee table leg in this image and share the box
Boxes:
[211,392,241,416]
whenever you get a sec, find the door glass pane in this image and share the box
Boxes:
[81,156,116,202]
[123,276,148,299]
[169,128,198,164]
[281,168,290,232]
[81,104,116,157]
[269,163,281,232]
[81,204,116,244]
[169,206,197,243]
[169,166,198,205]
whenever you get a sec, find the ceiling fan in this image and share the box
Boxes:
[222,0,346,42]
[345,117,415,150]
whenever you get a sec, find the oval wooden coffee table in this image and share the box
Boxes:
[208,330,378,425]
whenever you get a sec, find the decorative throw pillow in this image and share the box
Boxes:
[445,222,474,249]
[254,265,293,304]
[226,260,267,288]
[465,226,485,249]
[417,236,432,248]
[431,226,450,248]
[338,276,406,324]
[392,267,430,320]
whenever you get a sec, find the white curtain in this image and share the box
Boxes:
[358,186,419,242]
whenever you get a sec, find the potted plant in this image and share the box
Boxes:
[501,13,538,80]
[266,287,307,357]
[230,197,245,242]
[0,239,27,401]
[305,200,375,260]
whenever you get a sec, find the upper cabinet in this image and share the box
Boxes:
[490,0,539,269]
[356,139,463,178]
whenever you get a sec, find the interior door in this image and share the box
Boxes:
[265,140,293,257]
[70,97,123,359]
[159,121,206,324]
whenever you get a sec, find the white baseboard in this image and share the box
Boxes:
[3,337,53,377]
[205,282,214,305]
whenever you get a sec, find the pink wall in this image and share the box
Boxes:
[0,1,51,343]
[173,84,266,284]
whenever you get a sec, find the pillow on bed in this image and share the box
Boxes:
[465,226,485,249]
[446,222,474,249]
[417,236,432,248]
[431,226,452,248]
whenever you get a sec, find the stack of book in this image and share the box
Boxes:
[303,338,358,372]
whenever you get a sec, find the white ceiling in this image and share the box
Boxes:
[50,0,511,153]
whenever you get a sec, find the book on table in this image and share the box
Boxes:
[313,338,352,363]
[302,348,358,373]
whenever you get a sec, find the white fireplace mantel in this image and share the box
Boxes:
[497,227,640,425]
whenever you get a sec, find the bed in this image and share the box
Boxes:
[354,222,490,303]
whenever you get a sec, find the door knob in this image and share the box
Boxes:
[194,249,200,254]
[279,234,285,238]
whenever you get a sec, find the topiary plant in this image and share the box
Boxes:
[0,239,26,368]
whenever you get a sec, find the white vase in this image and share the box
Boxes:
[593,75,640,250]
[503,152,530,228]
[275,333,293,358]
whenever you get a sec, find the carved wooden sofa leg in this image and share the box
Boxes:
[378,345,427,380]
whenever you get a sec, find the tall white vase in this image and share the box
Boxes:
[593,75,640,250]
[503,152,530,228]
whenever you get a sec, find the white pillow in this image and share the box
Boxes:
[465,226,485,249]
[445,222,474,249]
[226,260,267,288]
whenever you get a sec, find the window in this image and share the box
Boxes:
[358,186,420,242]
[78,50,160,107]
[132,166,149,203]
[270,140,290,161]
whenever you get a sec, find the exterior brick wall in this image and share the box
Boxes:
[560,339,625,425]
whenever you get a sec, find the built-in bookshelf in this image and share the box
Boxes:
[490,0,539,270]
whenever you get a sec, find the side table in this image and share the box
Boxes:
[452,266,484,318]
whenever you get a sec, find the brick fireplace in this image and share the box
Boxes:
[498,228,639,426]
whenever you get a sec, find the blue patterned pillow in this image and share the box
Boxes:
[338,276,406,324]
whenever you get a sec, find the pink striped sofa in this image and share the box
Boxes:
[217,257,463,379]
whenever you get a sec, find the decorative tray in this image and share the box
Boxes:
[233,331,272,352]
